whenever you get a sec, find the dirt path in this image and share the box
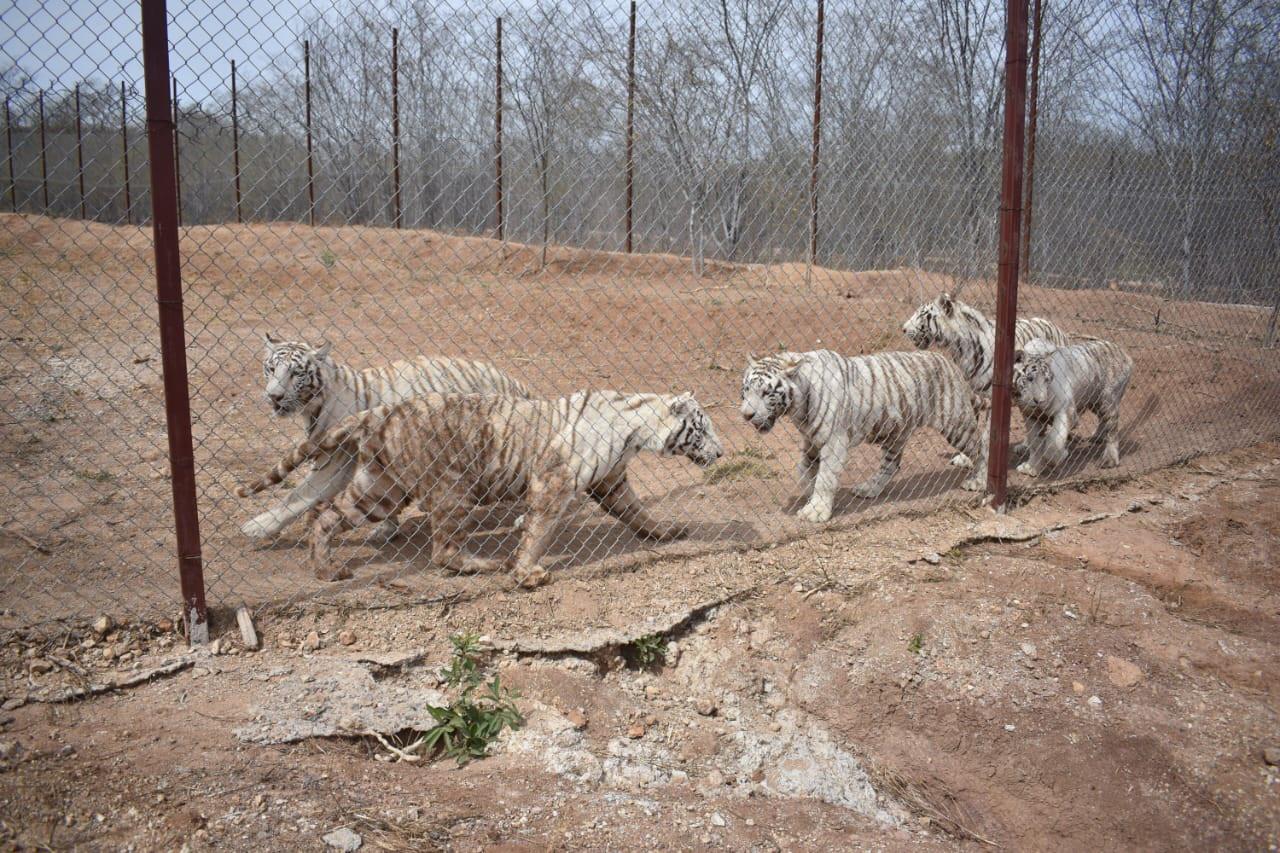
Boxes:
[1,443,1278,850]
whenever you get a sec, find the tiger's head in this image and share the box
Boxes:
[261,334,333,417]
[902,292,969,349]
[739,353,804,433]
[1012,339,1059,408]
[662,392,723,468]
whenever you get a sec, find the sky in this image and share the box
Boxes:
[3,0,320,103]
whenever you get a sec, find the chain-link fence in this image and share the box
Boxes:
[2,0,1277,632]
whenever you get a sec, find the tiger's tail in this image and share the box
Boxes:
[234,405,393,497]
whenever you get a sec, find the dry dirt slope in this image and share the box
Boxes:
[0,442,1277,850]
[2,214,1278,627]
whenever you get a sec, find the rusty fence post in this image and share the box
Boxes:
[173,74,182,227]
[494,15,504,241]
[4,97,14,212]
[392,27,402,229]
[139,0,208,643]
[987,0,1031,511]
[37,89,48,213]
[121,81,132,224]
[305,39,315,226]
[1020,0,1044,280]
[808,0,825,267]
[624,0,636,253]
[75,84,86,218]
[231,59,242,223]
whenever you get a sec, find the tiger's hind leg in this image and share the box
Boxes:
[942,410,988,491]
[310,500,357,582]
[427,476,504,578]
[1093,397,1122,468]
[510,468,576,589]
[590,473,684,541]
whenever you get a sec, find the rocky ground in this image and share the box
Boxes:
[1,442,1278,851]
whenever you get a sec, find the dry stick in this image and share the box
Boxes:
[1021,0,1046,280]
[4,97,14,212]
[305,39,315,227]
[172,74,182,227]
[0,523,51,555]
[75,84,86,218]
[391,27,402,229]
[624,0,636,253]
[120,81,131,224]
[231,59,242,224]
[37,89,48,213]
[494,15,504,241]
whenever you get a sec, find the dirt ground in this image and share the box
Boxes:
[0,441,1277,850]
[2,214,1278,627]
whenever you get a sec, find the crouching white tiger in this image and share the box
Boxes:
[1012,338,1133,477]
[241,335,532,543]
[740,350,987,523]
[236,390,723,588]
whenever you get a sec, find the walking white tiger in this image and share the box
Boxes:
[236,390,723,587]
[240,335,533,541]
[1012,338,1133,477]
[739,350,987,523]
[901,292,1071,466]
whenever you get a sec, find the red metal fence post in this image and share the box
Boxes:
[37,89,48,213]
[305,39,316,226]
[139,0,209,643]
[494,16,504,241]
[987,0,1031,511]
[173,74,182,227]
[392,27,402,229]
[1020,0,1045,280]
[75,84,86,218]
[808,0,826,267]
[121,81,132,224]
[4,97,14,213]
[624,0,636,254]
[231,59,242,224]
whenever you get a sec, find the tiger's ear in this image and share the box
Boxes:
[670,391,696,413]
[781,354,805,376]
[746,352,759,366]
[313,339,333,360]
[938,293,954,316]
[263,332,281,348]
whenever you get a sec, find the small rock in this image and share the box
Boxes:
[1020,642,1037,658]
[338,630,356,647]
[566,709,588,730]
[645,685,660,699]
[0,740,18,760]
[627,722,646,739]
[644,714,658,727]
[1071,681,1085,695]
[1,699,22,712]
[1087,695,1102,708]
[28,659,54,675]
[322,827,363,851]
[1003,724,1016,732]
[706,769,725,787]
[710,813,726,827]
[208,638,224,655]
[190,667,210,679]
[745,818,755,827]
[666,642,681,665]
[1263,746,1280,767]
[92,615,113,637]
[1105,655,1142,689]
[922,552,942,565]
[156,618,174,634]
[302,632,321,652]
[695,698,717,717]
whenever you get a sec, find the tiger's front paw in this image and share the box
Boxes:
[961,475,984,491]
[512,564,549,589]
[362,519,400,545]
[796,501,833,523]
[241,513,285,541]
[949,452,973,468]
[850,481,885,499]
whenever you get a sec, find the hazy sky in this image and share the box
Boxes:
[3,0,317,103]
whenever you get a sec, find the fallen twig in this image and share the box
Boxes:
[0,524,51,555]
[14,657,195,708]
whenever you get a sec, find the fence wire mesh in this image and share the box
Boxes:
[1,0,1277,630]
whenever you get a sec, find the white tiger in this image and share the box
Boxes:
[1011,338,1133,477]
[902,292,1071,466]
[241,335,533,541]
[740,350,987,523]
[236,390,723,587]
